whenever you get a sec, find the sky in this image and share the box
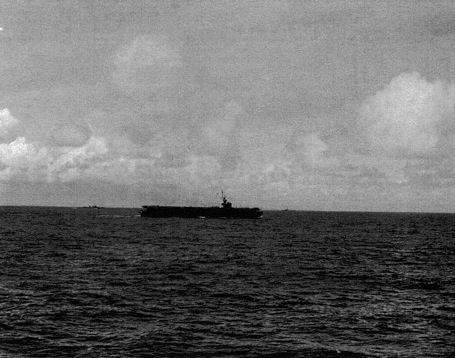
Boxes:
[1,0,455,211]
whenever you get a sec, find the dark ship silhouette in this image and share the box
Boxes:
[139,192,263,219]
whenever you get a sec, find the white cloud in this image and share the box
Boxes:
[343,152,408,184]
[0,109,110,182]
[115,35,181,69]
[112,35,182,96]
[0,135,110,183]
[51,123,92,147]
[295,133,330,166]
[360,72,455,156]
[0,137,43,166]
[0,108,18,128]
[47,137,109,182]
[234,126,337,193]
[0,108,19,141]
[0,137,51,181]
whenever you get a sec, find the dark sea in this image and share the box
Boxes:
[1,207,454,358]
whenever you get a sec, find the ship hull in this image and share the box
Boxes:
[139,206,263,219]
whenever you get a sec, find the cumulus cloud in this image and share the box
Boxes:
[112,35,182,95]
[0,137,44,166]
[51,123,92,147]
[235,126,335,192]
[344,73,455,191]
[0,108,20,141]
[295,133,330,166]
[0,135,110,183]
[0,109,112,183]
[0,106,340,207]
[49,137,108,170]
[0,137,51,181]
[360,72,455,156]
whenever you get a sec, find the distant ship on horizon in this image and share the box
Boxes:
[139,192,263,219]
[81,205,103,209]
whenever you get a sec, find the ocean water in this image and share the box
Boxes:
[0,207,454,358]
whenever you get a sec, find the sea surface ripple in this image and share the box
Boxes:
[0,207,454,357]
